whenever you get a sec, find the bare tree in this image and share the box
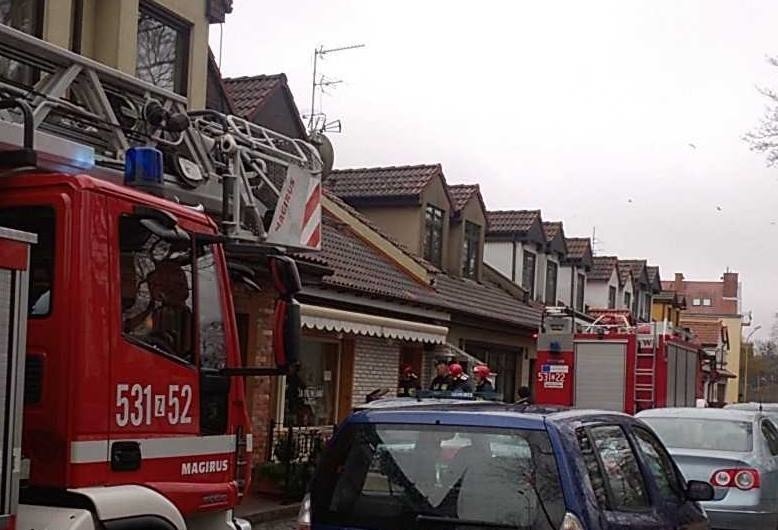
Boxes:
[745,57,778,165]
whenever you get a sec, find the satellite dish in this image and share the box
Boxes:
[312,132,334,178]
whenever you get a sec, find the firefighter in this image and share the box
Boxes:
[398,364,420,397]
[516,386,532,405]
[430,358,453,391]
[473,365,494,393]
[449,363,472,393]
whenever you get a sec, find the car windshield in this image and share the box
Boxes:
[310,422,564,530]
[641,417,753,452]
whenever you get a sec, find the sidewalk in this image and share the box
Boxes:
[236,494,301,525]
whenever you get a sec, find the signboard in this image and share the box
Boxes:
[538,363,569,389]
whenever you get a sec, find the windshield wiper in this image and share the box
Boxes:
[415,515,524,529]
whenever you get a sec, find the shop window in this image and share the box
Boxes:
[423,204,444,267]
[284,339,339,427]
[136,1,190,94]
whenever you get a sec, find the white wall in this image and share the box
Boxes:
[619,276,634,310]
[586,269,619,309]
[484,241,513,280]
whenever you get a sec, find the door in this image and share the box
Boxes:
[631,426,709,529]
[578,424,668,529]
[575,342,626,410]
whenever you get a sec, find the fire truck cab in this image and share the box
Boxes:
[0,21,321,530]
[534,308,704,414]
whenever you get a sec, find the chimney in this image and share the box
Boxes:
[722,272,738,298]
[673,272,684,293]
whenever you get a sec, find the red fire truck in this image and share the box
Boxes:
[0,23,323,530]
[534,308,704,414]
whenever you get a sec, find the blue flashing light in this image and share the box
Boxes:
[124,146,163,187]
[550,341,561,353]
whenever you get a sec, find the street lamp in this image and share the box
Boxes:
[743,325,762,402]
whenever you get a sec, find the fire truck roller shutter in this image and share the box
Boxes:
[685,348,697,406]
[574,341,626,411]
[667,345,677,407]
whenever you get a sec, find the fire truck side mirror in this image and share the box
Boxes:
[268,255,301,299]
[273,299,300,368]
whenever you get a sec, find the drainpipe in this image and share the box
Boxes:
[570,262,576,331]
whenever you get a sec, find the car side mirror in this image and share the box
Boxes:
[685,480,714,502]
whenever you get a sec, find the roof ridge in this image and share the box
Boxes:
[488,208,541,214]
[223,73,285,82]
[331,163,441,173]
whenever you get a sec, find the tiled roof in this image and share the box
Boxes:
[566,238,591,259]
[646,266,660,285]
[617,262,632,285]
[317,212,441,305]
[223,74,284,119]
[448,184,479,212]
[434,274,541,329]
[590,256,619,281]
[683,319,723,346]
[487,210,541,234]
[324,190,438,273]
[327,164,443,201]
[543,221,563,241]
[620,260,647,283]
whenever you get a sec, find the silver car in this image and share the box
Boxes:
[637,407,778,530]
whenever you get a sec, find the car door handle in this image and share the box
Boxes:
[111,441,141,471]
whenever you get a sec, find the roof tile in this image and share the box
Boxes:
[566,238,591,259]
[223,74,284,119]
[327,164,442,201]
[590,256,619,281]
[487,210,541,234]
[448,184,479,212]
[543,221,563,242]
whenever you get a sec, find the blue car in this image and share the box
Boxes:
[298,400,713,529]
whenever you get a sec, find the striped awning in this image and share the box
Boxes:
[300,304,448,344]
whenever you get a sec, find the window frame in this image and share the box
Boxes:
[576,272,585,312]
[0,0,44,37]
[583,424,652,513]
[118,215,196,366]
[545,259,558,305]
[761,419,778,456]
[631,426,685,504]
[462,220,480,278]
[608,286,617,309]
[423,204,445,267]
[624,291,631,311]
[136,0,191,95]
[522,250,536,299]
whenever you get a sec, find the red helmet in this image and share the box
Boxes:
[402,364,414,375]
[474,365,490,378]
[449,363,463,377]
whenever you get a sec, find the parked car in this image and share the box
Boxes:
[299,401,712,529]
[637,407,778,529]
[726,401,778,419]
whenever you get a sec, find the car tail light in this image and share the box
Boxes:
[297,493,311,529]
[559,512,585,530]
[709,468,760,490]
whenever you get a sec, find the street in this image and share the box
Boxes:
[253,518,296,530]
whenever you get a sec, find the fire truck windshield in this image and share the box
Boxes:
[0,206,55,317]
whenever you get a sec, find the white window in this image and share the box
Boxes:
[692,298,701,306]
[703,299,712,306]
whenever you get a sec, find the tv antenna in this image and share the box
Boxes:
[306,43,365,135]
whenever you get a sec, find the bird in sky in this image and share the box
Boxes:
[688,143,697,149]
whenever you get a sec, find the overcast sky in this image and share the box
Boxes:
[213,0,778,339]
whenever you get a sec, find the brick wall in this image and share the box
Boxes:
[351,336,401,408]
[231,279,278,465]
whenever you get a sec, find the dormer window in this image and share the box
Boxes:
[545,261,558,305]
[462,221,480,278]
[522,251,536,299]
[424,204,444,267]
[136,1,190,94]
